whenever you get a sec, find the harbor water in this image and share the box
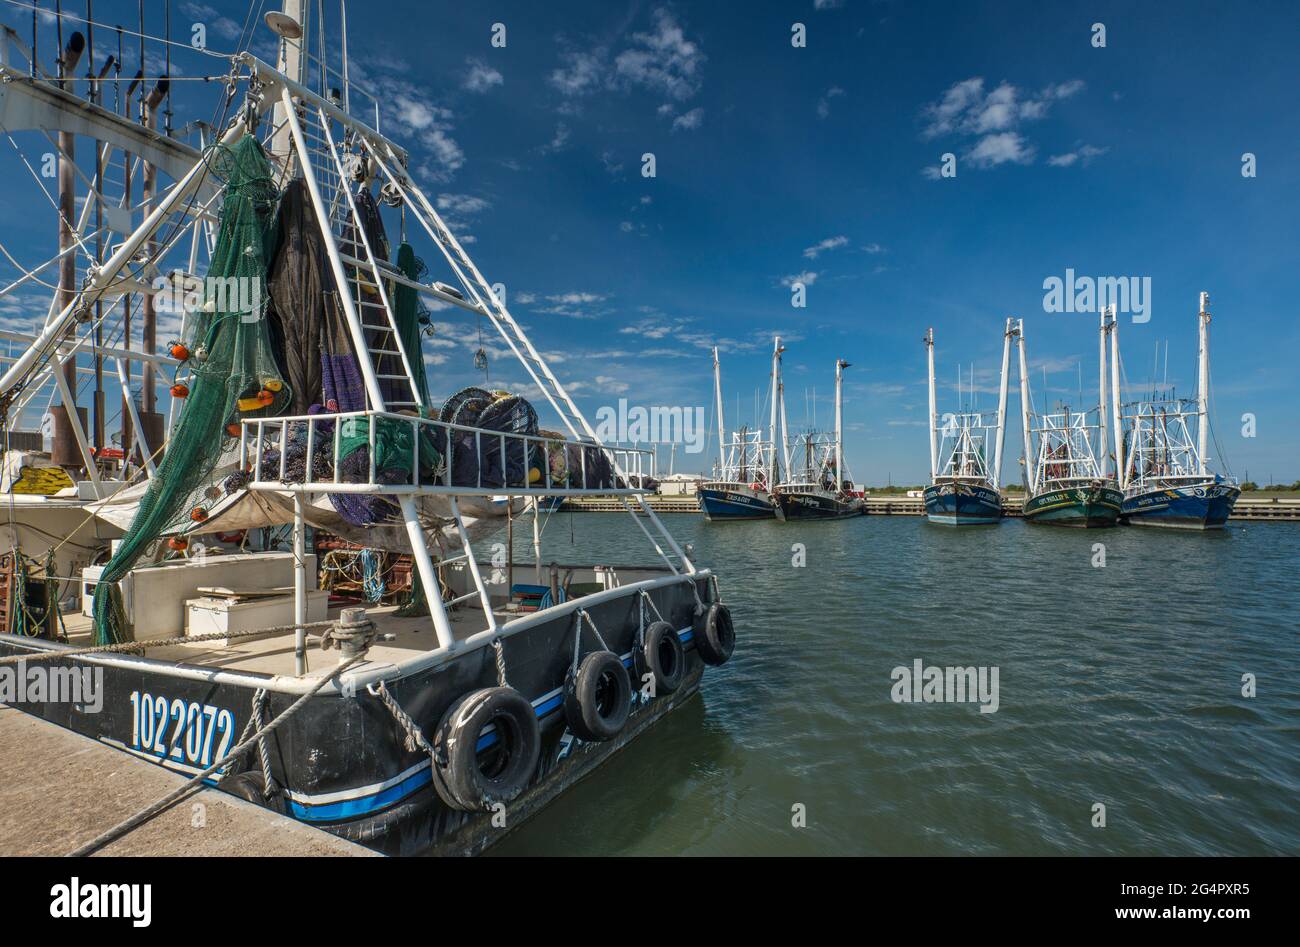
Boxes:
[490,513,1299,856]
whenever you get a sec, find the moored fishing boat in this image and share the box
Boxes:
[698,341,784,521]
[0,4,737,857]
[1118,293,1240,529]
[921,323,1013,525]
[773,358,862,520]
[1016,317,1120,528]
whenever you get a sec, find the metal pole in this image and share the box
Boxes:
[293,492,307,676]
[399,496,456,649]
[712,346,725,475]
[925,328,937,480]
[1197,291,1210,476]
[834,358,846,490]
[993,318,1012,487]
[1098,308,1109,477]
[531,498,541,584]
[1016,320,1034,492]
[768,337,780,487]
[1111,306,1125,489]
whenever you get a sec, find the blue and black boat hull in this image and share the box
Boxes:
[923,482,1002,526]
[1121,481,1240,529]
[698,485,776,521]
[774,489,861,520]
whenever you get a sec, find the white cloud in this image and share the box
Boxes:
[814,0,845,8]
[463,59,504,93]
[594,375,631,395]
[436,194,490,216]
[1048,144,1108,167]
[614,8,705,102]
[803,236,849,260]
[918,75,1085,173]
[817,86,845,120]
[967,132,1034,168]
[862,243,886,254]
[539,123,571,155]
[781,271,819,288]
[922,77,1083,139]
[550,49,606,97]
[671,107,704,132]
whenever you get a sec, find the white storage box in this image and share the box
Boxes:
[80,553,316,641]
[185,590,330,646]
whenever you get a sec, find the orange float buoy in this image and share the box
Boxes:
[190,507,208,522]
[171,383,189,398]
[169,342,190,361]
[168,536,188,552]
[225,422,241,437]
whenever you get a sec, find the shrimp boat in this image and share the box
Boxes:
[0,3,736,856]
[698,340,784,521]
[773,358,862,520]
[921,323,1013,525]
[1016,317,1121,527]
[1117,293,1240,528]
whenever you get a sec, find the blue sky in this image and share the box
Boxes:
[1,0,1297,484]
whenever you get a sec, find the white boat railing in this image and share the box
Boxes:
[239,409,653,497]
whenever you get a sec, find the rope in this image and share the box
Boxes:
[373,679,442,765]
[251,690,278,798]
[578,609,610,651]
[0,617,337,665]
[66,654,363,857]
[639,589,665,624]
[492,637,509,688]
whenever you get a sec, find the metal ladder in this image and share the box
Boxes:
[287,98,423,413]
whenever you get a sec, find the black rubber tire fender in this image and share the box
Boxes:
[693,601,736,666]
[634,620,685,695]
[563,650,632,742]
[217,769,278,810]
[432,687,541,812]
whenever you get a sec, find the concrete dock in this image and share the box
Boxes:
[0,705,377,857]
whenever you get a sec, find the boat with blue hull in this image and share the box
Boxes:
[1122,476,1239,529]
[1116,293,1240,530]
[922,323,1014,526]
[700,340,789,522]
[923,481,1002,525]
[699,482,776,520]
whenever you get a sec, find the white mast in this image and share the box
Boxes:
[1197,291,1210,476]
[768,337,782,487]
[270,0,306,166]
[1110,305,1125,488]
[778,372,791,483]
[1098,308,1109,478]
[925,328,937,481]
[1016,319,1035,491]
[834,358,848,490]
[993,317,1012,488]
[712,346,726,477]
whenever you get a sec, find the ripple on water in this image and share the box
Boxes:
[488,516,1300,856]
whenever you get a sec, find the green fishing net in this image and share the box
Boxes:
[92,135,288,645]
[393,243,432,407]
